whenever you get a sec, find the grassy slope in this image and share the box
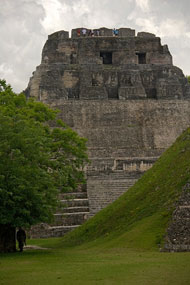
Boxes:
[0,238,190,285]
[1,129,190,285]
[62,128,190,250]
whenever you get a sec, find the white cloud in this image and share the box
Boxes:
[135,0,150,12]
[40,0,66,33]
[159,19,187,38]
[0,0,46,92]
[135,17,158,34]
[0,64,13,76]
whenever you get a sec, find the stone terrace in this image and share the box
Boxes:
[26,28,190,242]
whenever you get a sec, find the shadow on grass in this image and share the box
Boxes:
[0,249,52,259]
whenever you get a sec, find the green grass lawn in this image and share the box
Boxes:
[0,237,190,285]
[1,129,190,284]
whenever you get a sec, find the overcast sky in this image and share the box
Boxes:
[0,0,190,92]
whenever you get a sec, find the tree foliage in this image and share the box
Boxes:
[0,79,88,229]
[186,75,190,84]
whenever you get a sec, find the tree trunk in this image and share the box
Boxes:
[0,224,16,253]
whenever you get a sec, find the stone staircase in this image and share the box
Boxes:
[87,171,140,216]
[29,190,89,238]
[88,170,142,180]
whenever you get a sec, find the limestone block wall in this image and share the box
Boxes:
[27,64,189,103]
[26,28,190,220]
[26,27,190,110]
[54,100,190,153]
[87,174,139,216]
[41,34,171,67]
[45,99,190,215]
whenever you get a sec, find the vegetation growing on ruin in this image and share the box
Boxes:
[62,127,190,250]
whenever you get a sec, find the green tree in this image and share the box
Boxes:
[186,75,190,84]
[0,80,88,253]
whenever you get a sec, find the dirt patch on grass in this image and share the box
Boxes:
[24,245,50,250]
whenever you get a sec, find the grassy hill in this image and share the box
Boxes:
[62,128,190,250]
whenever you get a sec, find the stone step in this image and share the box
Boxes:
[60,198,89,207]
[30,224,80,238]
[63,206,89,213]
[59,192,88,200]
[88,181,136,191]
[47,225,80,237]
[52,212,89,226]
[87,172,141,180]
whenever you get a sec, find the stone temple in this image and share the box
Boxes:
[26,27,190,241]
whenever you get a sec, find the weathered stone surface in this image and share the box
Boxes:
[163,183,190,252]
[137,32,156,38]
[29,190,89,238]
[26,28,190,244]
[26,27,190,103]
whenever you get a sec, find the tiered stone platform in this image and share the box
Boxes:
[26,28,190,246]
[29,190,89,238]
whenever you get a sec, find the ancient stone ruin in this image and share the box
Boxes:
[163,183,190,252]
[26,27,190,248]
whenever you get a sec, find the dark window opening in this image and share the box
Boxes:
[136,52,146,64]
[100,51,112,64]
[70,53,77,64]
[146,88,157,99]
[107,87,119,99]
[92,78,98,86]
[67,89,79,100]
